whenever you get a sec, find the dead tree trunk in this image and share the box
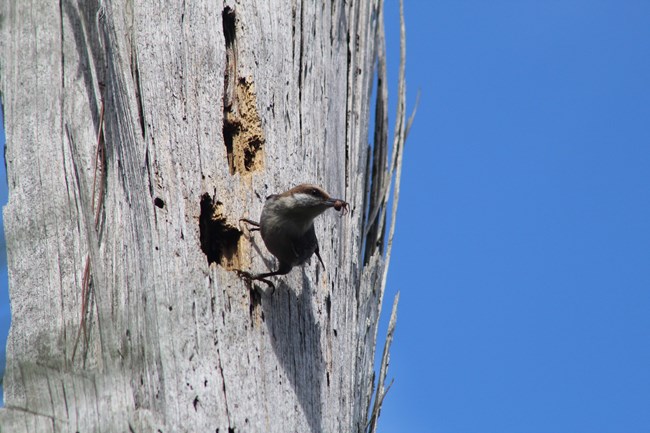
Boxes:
[0,0,405,431]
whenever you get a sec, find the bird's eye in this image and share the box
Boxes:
[310,188,319,196]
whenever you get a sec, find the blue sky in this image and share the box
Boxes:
[2,1,650,431]
[376,1,650,432]
[0,105,7,406]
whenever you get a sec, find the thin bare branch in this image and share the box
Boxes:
[380,0,408,286]
[363,0,390,263]
[367,1,412,429]
[367,292,400,433]
[405,90,420,141]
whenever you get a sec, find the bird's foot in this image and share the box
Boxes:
[239,218,260,233]
[235,269,276,294]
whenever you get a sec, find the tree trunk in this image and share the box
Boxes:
[0,0,397,431]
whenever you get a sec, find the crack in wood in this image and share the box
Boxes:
[222,7,265,177]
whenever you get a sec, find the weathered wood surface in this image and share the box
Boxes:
[0,0,396,431]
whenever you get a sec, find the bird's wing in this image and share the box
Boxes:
[291,224,320,266]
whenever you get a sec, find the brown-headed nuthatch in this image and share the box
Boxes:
[238,184,349,288]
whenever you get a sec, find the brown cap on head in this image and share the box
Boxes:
[282,184,330,200]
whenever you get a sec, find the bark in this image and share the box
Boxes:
[0,0,402,432]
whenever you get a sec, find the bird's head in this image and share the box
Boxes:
[267,184,346,222]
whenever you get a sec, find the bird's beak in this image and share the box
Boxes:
[326,198,341,207]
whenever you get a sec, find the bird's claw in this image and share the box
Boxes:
[235,270,276,294]
[239,218,261,233]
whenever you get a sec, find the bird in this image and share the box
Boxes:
[238,184,348,288]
